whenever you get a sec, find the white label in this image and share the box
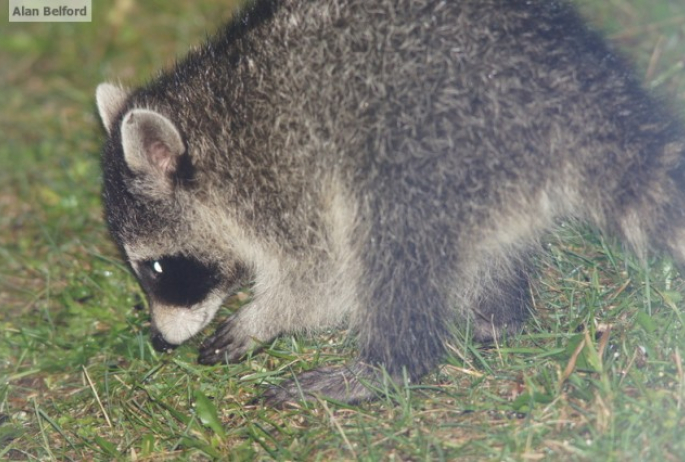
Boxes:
[9,0,92,22]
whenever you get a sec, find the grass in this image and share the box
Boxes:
[1,0,684,459]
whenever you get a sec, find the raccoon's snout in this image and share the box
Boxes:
[151,331,178,352]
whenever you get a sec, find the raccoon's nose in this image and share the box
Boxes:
[151,332,178,352]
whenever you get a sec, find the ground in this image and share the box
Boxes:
[1,0,684,459]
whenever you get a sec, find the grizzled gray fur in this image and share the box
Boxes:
[96,0,685,404]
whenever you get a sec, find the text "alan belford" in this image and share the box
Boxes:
[12,5,88,17]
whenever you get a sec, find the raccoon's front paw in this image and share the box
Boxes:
[198,313,258,364]
[260,363,383,406]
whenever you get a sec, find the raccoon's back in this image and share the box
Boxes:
[133,0,668,230]
[271,1,648,178]
[275,0,653,221]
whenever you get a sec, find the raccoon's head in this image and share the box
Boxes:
[96,83,248,351]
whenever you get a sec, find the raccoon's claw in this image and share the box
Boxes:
[198,314,256,364]
[198,340,229,364]
[260,363,385,406]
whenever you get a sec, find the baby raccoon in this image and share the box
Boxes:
[97,0,685,404]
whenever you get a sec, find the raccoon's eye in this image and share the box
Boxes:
[137,255,221,307]
[152,260,164,274]
[146,260,164,278]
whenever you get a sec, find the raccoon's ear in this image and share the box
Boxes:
[96,83,129,134]
[120,108,185,180]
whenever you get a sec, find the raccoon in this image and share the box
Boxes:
[96,0,685,404]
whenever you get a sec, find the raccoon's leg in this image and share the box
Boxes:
[579,131,685,267]
[198,283,325,365]
[261,243,534,405]
[199,263,356,365]
[261,268,452,404]
[198,269,306,364]
[200,183,363,366]
[660,176,685,265]
[198,309,265,364]
[261,198,461,405]
[619,167,685,266]
[469,255,532,343]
